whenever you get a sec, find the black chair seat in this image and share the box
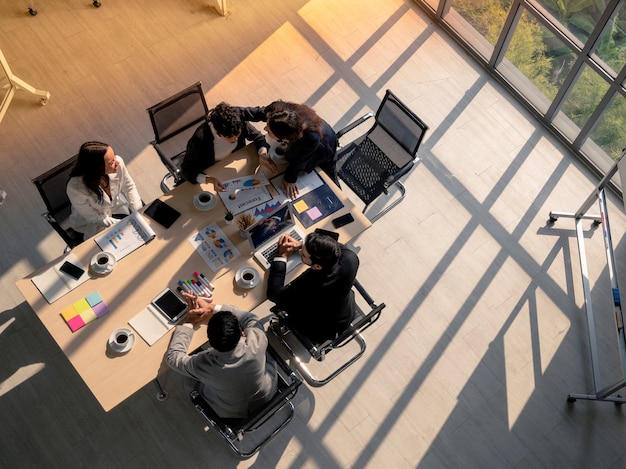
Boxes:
[334,89,428,222]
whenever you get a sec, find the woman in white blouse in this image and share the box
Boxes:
[66,141,143,239]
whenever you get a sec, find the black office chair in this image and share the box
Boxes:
[190,344,302,459]
[147,82,209,193]
[335,89,429,222]
[269,279,386,387]
[32,155,84,252]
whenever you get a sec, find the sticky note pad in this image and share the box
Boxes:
[293,200,309,213]
[73,298,91,314]
[80,308,98,324]
[61,305,78,321]
[85,291,103,307]
[92,301,110,318]
[67,315,86,332]
[306,206,323,220]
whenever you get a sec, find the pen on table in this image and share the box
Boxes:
[194,279,212,298]
[186,279,203,296]
[194,271,215,291]
[178,280,193,294]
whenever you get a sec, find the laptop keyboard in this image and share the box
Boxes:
[261,229,303,264]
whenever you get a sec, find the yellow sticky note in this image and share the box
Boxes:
[61,305,78,321]
[73,298,90,313]
[80,308,98,324]
[293,200,309,213]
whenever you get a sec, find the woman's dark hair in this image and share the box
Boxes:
[266,101,323,144]
[305,231,341,270]
[70,141,110,204]
[210,102,243,138]
[208,310,242,352]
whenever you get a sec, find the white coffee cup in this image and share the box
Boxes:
[239,268,256,286]
[92,251,116,273]
[194,191,214,207]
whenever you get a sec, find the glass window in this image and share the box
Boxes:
[450,0,513,46]
[585,91,626,159]
[499,8,576,113]
[554,64,610,141]
[592,1,626,76]
[534,0,610,44]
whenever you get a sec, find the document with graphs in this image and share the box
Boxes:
[94,211,156,261]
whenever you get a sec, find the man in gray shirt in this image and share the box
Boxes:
[166,293,277,419]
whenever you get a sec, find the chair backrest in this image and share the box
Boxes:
[32,154,78,220]
[32,154,83,249]
[147,82,209,189]
[147,82,209,144]
[371,89,428,162]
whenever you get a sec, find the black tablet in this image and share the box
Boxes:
[151,288,187,322]
[143,199,181,228]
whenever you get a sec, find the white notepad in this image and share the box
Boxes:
[128,304,175,346]
[31,252,90,304]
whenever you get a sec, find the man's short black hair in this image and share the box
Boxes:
[208,310,242,352]
[210,102,243,138]
[305,231,341,270]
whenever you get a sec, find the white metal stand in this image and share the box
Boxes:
[0,48,50,124]
[549,149,626,405]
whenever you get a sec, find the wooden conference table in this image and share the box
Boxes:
[16,145,370,412]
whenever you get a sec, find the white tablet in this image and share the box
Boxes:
[151,288,187,323]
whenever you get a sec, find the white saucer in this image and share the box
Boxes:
[91,252,116,274]
[108,328,135,353]
[193,192,217,211]
[235,266,260,289]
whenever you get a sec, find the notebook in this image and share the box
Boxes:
[246,202,305,272]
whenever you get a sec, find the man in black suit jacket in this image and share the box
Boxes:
[181,102,271,189]
[267,230,359,343]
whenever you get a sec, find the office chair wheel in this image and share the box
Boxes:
[567,396,576,403]
[93,0,101,7]
[28,7,37,15]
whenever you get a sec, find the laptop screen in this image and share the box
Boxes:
[247,203,294,249]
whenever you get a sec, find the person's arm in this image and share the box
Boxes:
[236,105,269,123]
[116,157,142,210]
[283,132,322,183]
[66,178,116,228]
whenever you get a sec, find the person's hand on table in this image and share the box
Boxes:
[258,149,278,175]
[182,291,215,326]
[207,176,226,192]
[282,180,299,199]
[277,234,302,258]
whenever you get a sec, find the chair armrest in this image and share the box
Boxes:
[336,112,374,141]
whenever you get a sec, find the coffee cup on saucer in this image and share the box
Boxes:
[91,251,116,274]
[235,266,260,289]
[108,328,135,353]
[193,191,216,211]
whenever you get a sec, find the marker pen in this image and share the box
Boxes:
[196,271,216,291]
[178,280,192,294]
[194,280,212,298]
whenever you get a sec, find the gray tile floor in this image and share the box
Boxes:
[2,0,626,467]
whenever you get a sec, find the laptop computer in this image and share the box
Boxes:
[246,202,305,272]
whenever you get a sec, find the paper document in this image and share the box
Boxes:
[94,211,156,260]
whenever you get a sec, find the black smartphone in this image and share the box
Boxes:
[59,261,85,280]
[331,213,355,229]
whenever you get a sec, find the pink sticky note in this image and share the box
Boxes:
[67,315,86,332]
[306,206,323,220]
